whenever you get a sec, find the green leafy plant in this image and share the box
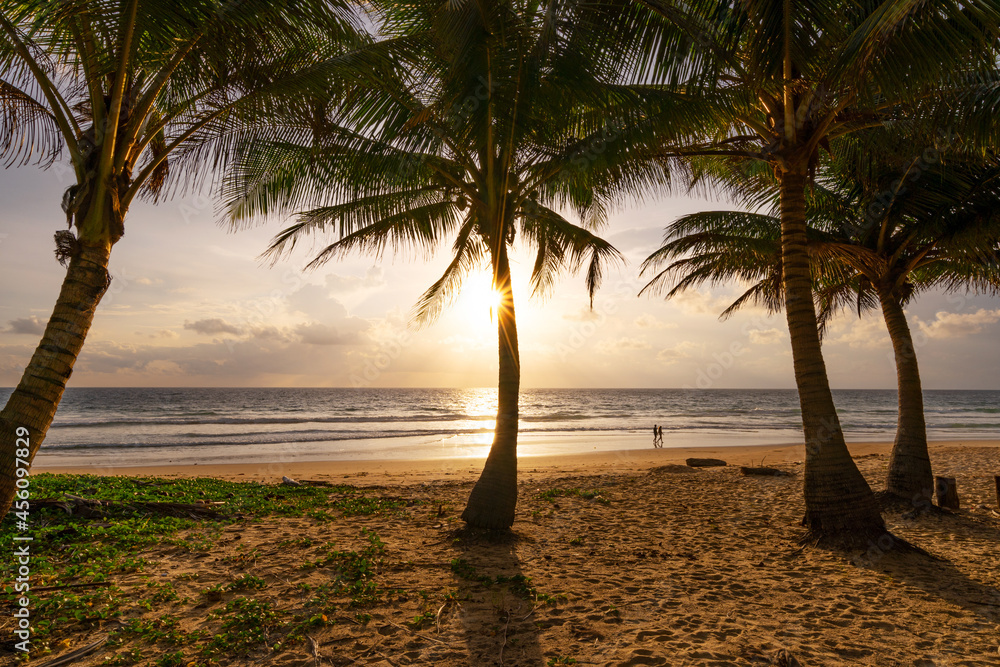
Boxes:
[228,574,268,591]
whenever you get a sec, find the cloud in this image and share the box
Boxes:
[655,340,704,364]
[634,314,678,330]
[250,326,290,342]
[669,289,735,316]
[4,316,44,335]
[916,308,1000,339]
[436,334,489,352]
[747,328,784,345]
[828,316,889,350]
[295,322,363,346]
[594,337,652,354]
[184,318,242,336]
[139,329,179,340]
[287,283,353,322]
[58,336,365,381]
[324,267,385,292]
[563,308,604,322]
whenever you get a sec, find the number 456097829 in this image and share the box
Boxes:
[14,426,32,523]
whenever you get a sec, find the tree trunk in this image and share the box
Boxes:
[462,245,520,530]
[0,240,111,518]
[877,287,933,504]
[934,476,959,510]
[779,169,885,544]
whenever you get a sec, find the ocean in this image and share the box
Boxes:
[6,387,998,468]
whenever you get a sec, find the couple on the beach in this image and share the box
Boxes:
[652,425,663,448]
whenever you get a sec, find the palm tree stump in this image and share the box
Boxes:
[935,477,960,510]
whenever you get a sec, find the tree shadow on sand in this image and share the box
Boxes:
[852,529,1000,625]
[445,528,546,666]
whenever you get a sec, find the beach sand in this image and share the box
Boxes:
[25,440,1000,665]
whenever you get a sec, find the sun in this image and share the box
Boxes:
[458,273,503,319]
[438,265,539,345]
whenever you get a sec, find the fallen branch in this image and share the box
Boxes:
[34,582,114,593]
[37,637,107,667]
[740,466,793,477]
[686,458,727,468]
[435,600,451,633]
[30,497,225,519]
[498,612,511,665]
[307,634,321,666]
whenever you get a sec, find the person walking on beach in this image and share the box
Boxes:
[653,425,659,448]
[656,425,663,447]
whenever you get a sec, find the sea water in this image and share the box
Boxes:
[4,387,997,467]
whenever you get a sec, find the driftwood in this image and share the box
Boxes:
[34,582,115,593]
[648,464,698,474]
[740,466,793,477]
[31,496,225,519]
[37,637,107,667]
[685,458,727,468]
[935,477,960,510]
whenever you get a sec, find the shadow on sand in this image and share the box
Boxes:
[446,528,546,666]
[852,516,1000,626]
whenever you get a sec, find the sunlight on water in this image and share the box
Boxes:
[455,387,498,420]
[22,387,1000,467]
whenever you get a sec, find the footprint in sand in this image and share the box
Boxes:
[617,648,668,666]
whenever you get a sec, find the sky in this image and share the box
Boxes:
[2,159,999,390]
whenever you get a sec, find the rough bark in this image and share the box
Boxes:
[934,476,959,510]
[877,287,933,504]
[462,245,520,530]
[779,169,886,545]
[0,240,111,518]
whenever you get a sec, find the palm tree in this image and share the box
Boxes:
[596,0,999,544]
[642,147,1000,509]
[221,0,676,529]
[0,0,359,517]
[811,151,1000,504]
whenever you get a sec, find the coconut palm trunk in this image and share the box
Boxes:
[779,170,886,541]
[461,244,520,529]
[0,239,110,515]
[877,286,933,504]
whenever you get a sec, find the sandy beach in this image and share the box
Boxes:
[15,439,999,666]
[37,439,997,484]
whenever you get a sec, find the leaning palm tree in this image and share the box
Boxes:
[594,0,999,544]
[221,0,681,529]
[0,0,359,517]
[642,147,1000,508]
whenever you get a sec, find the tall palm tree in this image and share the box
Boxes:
[221,0,683,529]
[642,148,1000,508]
[0,0,359,517]
[596,0,1000,543]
